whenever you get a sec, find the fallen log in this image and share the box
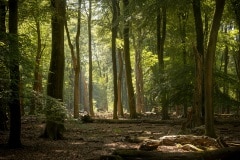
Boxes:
[100,147,240,160]
[139,135,220,151]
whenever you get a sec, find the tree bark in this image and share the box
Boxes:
[123,0,136,119]
[47,0,65,100]
[8,0,22,148]
[44,0,66,140]
[232,0,240,112]
[133,30,144,113]
[65,0,82,118]
[0,0,6,38]
[107,147,240,160]
[223,45,229,113]
[88,0,94,117]
[31,19,43,115]
[156,5,168,120]
[117,48,124,117]
[112,0,119,119]
[75,0,82,116]
[0,0,8,131]
[204,0,225,138]
[192,0,204,126]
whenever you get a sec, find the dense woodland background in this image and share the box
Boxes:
[1,0,240,149]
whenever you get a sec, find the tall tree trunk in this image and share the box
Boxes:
[44,0,66,140]
[0,0,8,131]
[80,69,89,112]
[74,0,81,118]
[8,0,22,148]
[192,0,204,126]
[178,9,188,117]
[223,45,229,113]
[30,19,43,115]
[88,0,94,116]
[0,0,6,36]
[117,48,124,116]
[112,0,119,119]
[65,0,82,118]
[204,0,225,138]
[232,0,240,114]
[133,30,144,113]
[178,10,188,65]
[123,0,136,118]
[156,5,168,120]
[47,0,65,100]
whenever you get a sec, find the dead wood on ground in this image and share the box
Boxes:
[100,147,240,160]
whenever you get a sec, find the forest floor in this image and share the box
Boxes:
[1,113,240,160]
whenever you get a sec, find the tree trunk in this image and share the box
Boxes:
[123,0,136,119]
[192,0,204,126]
[47,0,65,100]
[44,0,66,140]
[8,0,22,148]
[223,45,229,113]
[107,147,240,160]
[232,0,240,108]
[117,48,124,117]
[81,71,89,112]
[178,10,188,65]
[0,0,8,131]
[65,0,82,118]
[133,30,144,113]
[88,0,94,117]
[30,19,43,115]
[156,5,168,120]
[204,0,225,138]
[75,0,82,117]
[112,0,119,119]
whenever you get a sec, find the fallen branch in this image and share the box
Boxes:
[101,147,240,160]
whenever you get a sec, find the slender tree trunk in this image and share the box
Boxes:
[80,69,89,112]
[83,73,89,112]
[178,9,188,117]
[8,0,22,148]
[133,30,144,113]
[156,5,168,120]
[75,0,82,117]
[112,0,119,119]
[88,0,94,116]
[117,3,123,117]
[117,48,124,116]
[19,73,24,116]
[178,10,188,65]
[223,45,229,113]
[192,0,204,126]
[123,0,136,118]
[65,0,82,118]
[204,0,225,138]
[30,20,43,114]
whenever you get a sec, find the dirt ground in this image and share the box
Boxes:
[1,115,240,160]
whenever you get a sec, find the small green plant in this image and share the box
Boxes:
[41,96,67,140]
[44,96,67,123]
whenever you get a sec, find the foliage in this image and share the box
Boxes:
[44,96,67,125]
[41,96,67,140]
